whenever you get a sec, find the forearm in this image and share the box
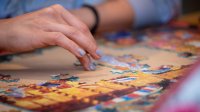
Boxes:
[0,19,12,55]
[0,20,8,51]
[71,0,134,33]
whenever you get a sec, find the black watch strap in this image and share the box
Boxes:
[82,4,99,34]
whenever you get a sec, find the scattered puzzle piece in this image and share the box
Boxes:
[0,74,20,83]
[0,26,200,112]
[178,52,194,58]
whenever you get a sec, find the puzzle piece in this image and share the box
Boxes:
[109,76,137,83]
[110,69,125,74]
[178,52,194,58]
[82,85,162,112]
[187,41,200,48]
[1,26,199,112]
[142,65,173,75]
[0,74,20,83]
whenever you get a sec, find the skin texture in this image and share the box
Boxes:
[0,4,100,71]
[71,0,134,33]
[0,0,134,71]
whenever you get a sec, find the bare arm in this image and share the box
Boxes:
[71,0,134,33]
[0,4,100,71]
[71,0,182,33]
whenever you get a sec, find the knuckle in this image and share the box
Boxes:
[79,24,89,33]
[43,4,63,15]
[51,32,63,42]
[43,7,57,15]
[52,4,64,10]
[69,28,80,37]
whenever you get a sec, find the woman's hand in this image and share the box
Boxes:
[0,4,100,70]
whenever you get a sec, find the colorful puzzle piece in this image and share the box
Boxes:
[0,25,200,112]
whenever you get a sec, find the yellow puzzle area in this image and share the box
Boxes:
[0,27,200,112]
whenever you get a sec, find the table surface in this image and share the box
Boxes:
[0,23,199,112]
[0,44,194,83]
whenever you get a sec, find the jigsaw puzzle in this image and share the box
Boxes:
[0,24,200,112]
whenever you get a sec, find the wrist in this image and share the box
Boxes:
[70,8,96,30]
[0,19,11,52]
[82,4,99,34]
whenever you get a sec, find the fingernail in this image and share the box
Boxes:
[89,62,96,71]
[96,49,103,57]
[78,49,86,57]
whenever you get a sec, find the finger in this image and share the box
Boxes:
[45,32,87,58]
[61,13,101,59]
[61,8,98,47]
[78,54,96,71]
[50,5,96,44]
[50,5,100,59]
[45,23,100,59]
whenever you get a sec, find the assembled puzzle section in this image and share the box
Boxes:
[0,54,193,112]
[0,71,166,112]
[0,25,200,112]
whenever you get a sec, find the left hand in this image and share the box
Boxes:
[0,4,100,70]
